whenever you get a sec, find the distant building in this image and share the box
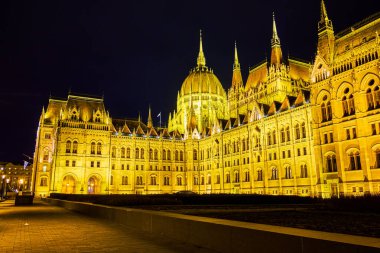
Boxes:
[0,162,32,192]
[32,2,380,198]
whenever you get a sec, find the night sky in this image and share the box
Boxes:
[1,0,379,162]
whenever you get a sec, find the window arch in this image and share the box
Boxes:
[97,142,102,155]
[326,154,337,172]
[175,150,179,161]
[111,146,116,158]
[271,167,278,180]
[121,147,126,158]
[272,130,277,144]
[126,147,131,158]
[91,142,96,155]
[375,149,380,169]
[176,176,183,186]
[154,149,158,160]
[300,165,308,178]
[121,176,128,185]
[284,166,292,179]
[348,151,361,170]
[226,173,231,183]
[72,141,78,154]
[193,149,198,160]
[140,148,145,159]
[301,122,306,138]
[180,151,184,161]
[149,148,153,160]
[167,150,171,160]
[286,126,291,141]
[194,176,199,185]
[135,148,140,159]
[43,148,49,162]
[295,124,300,140]
[234,171,240,183]
[342,94,355,116]
[66,140,72,154]
[163,150,167,160]
[257,169,263,181]
[280,128,285,142]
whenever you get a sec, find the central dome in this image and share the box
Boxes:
[169,31,229,136]
[180,66,226,97]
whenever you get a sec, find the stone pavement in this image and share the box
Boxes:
[0,199,216,253]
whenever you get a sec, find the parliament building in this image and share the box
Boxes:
[32,2,380,198]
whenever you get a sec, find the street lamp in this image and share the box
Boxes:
[5,178,9,197]
[1,175,5,200]
[19,179,24,192]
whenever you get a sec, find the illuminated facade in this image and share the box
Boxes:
[32,2,380,198]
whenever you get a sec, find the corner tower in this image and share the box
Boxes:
[317,0,335,65]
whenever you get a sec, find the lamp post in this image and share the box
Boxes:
[19,179,24,193]
[5,178,9,198]
[1,175,5,200]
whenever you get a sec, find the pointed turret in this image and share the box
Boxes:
[231,42,243,89]
[147,106,153,128]
[197,30,206,67]
[317,0,334,64]
[270,13,283,67]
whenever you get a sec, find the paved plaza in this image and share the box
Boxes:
[0,199,215,252]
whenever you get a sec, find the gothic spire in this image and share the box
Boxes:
[147,106,153,128]
[318,0,333,32]
[270,13,283,67]
[232,41,243,89]
[197,30,206,67]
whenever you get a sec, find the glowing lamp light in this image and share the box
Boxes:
[6,179,9,183]
[19,179,24,184]
[1,175,5,179]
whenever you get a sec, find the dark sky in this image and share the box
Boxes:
[1,0,379,162]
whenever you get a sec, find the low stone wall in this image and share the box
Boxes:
[45,198,380,253]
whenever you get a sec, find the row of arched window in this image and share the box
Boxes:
[268,123,307,145]
[66,140,78,154]
[109,146,184,161]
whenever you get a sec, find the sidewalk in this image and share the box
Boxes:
[0,199,215,252]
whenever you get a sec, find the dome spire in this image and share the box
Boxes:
[147,105,153,128]
[271,13,281,47]
[232,41,243,89]
[197,30,206,67]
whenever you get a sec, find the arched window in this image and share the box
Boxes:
[286,126,291,141]
[375,86,380,107]
[72,141,78,154]
[367,88,375,110]
[163,150,166,160]
[193,149,198,160]
[175,150,179,161]
[343,94,355,116]
[141,148,144,159]
[272,130,277,144]
[150,176,157,185]
[271,168,278,180]
[207,174,211,184]
[66,140,71,153]
[180,151,184,161]
[110,175,114,185]
[267,132,272,145]
[135,148,140,159]
[167,150,171,160]
[348,151,361,170]
[285,166,292,179]
[111,146,116,158]
[244,171,250,182]
[375,149,380,169]
[177,176,182,186]
[327,101,332,120]
[121,176,128,185]
[164,176,170,186]
[234,171,240,183]
[300,165,308,178]
[154,149,158,160]
[149,148,153,160]
[91,142,95,155]
[295,124,300,140]
[121,147,126,158]
[301,122,306,138]
[126,147,131,158]
[194,176,198,185]
[281,128,285,142]
[226,173,231,183]
[97,143,102,155]
[257,169,263,181]
[326,155,337,172]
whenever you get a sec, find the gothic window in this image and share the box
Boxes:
[163,150,166,160]
[216,174,220,184]
[257,170,263,181]
[150,176,157,185]
[375,86,380,107]
[300,165,308,178]
[136,176,143,185]
[40,177,48,186]
[97,143,102,155]
[180,151,184,161]
[267,132,272,145]
[207,174,211,184]
[367,88,375,110]
[167,150,171,160]
[285,166,292,179]
[175,150,179,161]
[244,171,250,182]
[295,124,300,140]
[226,173,230,183]
[149,149,153,160]
[126,147,130,158]
[281,128,285,143]
[375,149,380,169]
[91,142,95,155]
[348,151,361,170]
[111,146,116,158]
[234,171,240,183]
[200,176,204,185]
[194,176,198,185]
[72,141,78,154]
[66,140,71,154]
[154,149,158,160]
[327,102,332,120]
[301,122,306,138]
[271,167,278,180]
[177,176,182,186]
[272,130,277,144]
[121,147,126,158]
[141,149,144,159]
[326,155,337,172]
[193,149,198,160]
[121,176,128,185]
[286,126,291,141]
[135,148,140,159]
[164,176,170,186]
